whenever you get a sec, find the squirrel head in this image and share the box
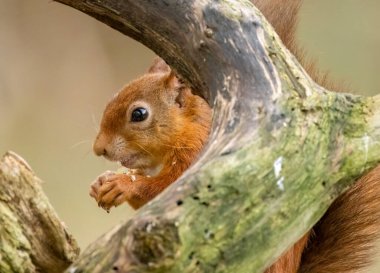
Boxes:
[93,58,211,176]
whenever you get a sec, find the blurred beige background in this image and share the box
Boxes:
[0,0,379,270]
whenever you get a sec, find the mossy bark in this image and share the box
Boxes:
[1,0,378,272]
[0,152,79,273]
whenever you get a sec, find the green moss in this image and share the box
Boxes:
[0,203,33,273]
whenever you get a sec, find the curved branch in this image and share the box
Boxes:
[52,0,380,272]
[0,152,79,273]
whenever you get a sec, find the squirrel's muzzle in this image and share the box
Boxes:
[93,133,109,157]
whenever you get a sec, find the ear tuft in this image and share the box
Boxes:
[148,57,171,74]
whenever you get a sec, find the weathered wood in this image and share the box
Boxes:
[0,151,79,273]
[49,0,380,272]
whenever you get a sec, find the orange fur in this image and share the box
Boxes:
[90,1,380,272]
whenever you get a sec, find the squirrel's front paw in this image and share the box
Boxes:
[90,172,133,211]
[89,170,115,201]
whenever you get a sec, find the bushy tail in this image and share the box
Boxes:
[300,166,380,273]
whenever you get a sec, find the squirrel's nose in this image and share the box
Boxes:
[93,134,109,157]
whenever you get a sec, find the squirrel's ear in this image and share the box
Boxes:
[164,70,182,90]
[147,57,171,74]
[165,71,187,108]
[149,57,184,92]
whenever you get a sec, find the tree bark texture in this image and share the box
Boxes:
[0,151,79,273]
[2,0,377,272]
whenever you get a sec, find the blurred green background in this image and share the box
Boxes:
[0,0,379,270]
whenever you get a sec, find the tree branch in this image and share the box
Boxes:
[47,0,380,272]
[0,152,79,273]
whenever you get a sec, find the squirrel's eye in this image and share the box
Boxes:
[131,107,148,122]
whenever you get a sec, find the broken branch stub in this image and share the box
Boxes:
[52,0,380,272]
[0,151,79,273]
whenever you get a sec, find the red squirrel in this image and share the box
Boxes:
[90,1,380,272]
[90,64,212,210]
